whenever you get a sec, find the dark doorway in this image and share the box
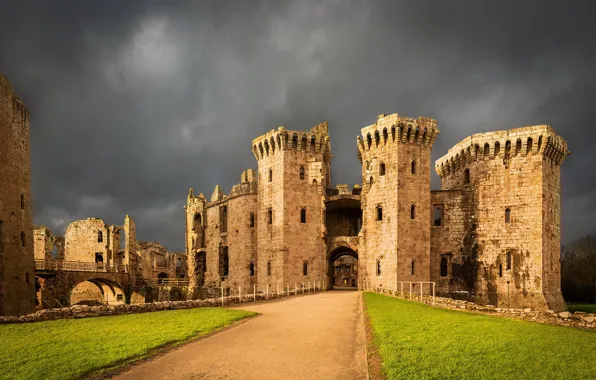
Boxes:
[327,247,358,290]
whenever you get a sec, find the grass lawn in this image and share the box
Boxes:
[567,304,596,313]
[364,292,596,380]
[0,307,256,380]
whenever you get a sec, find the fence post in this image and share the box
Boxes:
[254,285,256,302]
[409,282,412,300]
[295,282,297,295]
[420,282,423,301]
[432,282,436,305]
[401,282,403,298]
[239,286,242,303]
[221,286,224,307]
[266,284,269,299]
[302,283,305,294]
[277,283,280,298]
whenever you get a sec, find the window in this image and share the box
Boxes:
[499,264,503,277]
[376,260,381,276]
[250,212,255,228]
[494,141,500,156]
[300,166,305,180]
[300,208,306,223]
[410,204,416,219]
[249,262,255,276]
[506,252,512,270]
[95,252,103,263]
[193,213,201,231]
[505,208,511,224]
[303,261,308,276]
[516,139,522,155]
[527,137,533,155]
[434,205,444,226]
[20,194,24,210]
[411,160,416,174]
[98,231,103,243]
[440,256,448,277]
[369,176,373,187]
[267,261,272,276]
[267,208,272,224]
[376,206,383,221]
[220,206,228,233]
[379,162,386,176]
[464,168,470,184]
[411,260,416,275]
[484,143,490,157]
[219,246,229,277]
[21,231,25,247]
[269,169,272,182]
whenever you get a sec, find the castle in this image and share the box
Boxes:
[0,68,570,315]
[185,113,570,311]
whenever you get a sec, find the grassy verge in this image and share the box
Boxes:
[0,307,256,380]
[567,304,596,313]
[364,292,596,380]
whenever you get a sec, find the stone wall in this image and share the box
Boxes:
[33,226,53,261]
[0,72,35,316]
[435,125,569,311]
[64,218,112,264]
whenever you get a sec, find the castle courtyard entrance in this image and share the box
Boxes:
[327,247,358,290]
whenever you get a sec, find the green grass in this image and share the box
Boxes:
[567,304,596,313]
[0,307,256,380]
[364,292,596,380]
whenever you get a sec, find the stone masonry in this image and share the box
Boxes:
[0,73,35,316]
[185,113,570,311]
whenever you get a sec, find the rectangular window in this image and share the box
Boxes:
[300,208,306,223]
[377,206,383,221]
[433,205,444,226]
[267,208,272,224]
[219,246,229,277]
[379,163,386,176]
[505,208,511,223]
[220,206,228,233]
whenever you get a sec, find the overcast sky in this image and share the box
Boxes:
[1,0,594,252]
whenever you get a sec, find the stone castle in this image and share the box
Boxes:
[0,70,570,315]
[185,114,569,311]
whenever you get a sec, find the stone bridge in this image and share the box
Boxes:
[34,259,134,308]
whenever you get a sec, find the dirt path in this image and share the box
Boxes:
[113,291,367,380]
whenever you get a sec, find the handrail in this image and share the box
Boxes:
[34,259,128,273]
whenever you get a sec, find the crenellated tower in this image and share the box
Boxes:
[357,113,440,290]
[252,122,331,288]
[434,124,569,310]
[0,72,35,316]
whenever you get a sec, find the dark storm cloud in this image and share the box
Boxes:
[0,0,594,250]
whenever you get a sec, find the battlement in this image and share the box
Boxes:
[0,72,30,124]
[251,121,331,160]
[435,125,569,177]
[357,113,440,161]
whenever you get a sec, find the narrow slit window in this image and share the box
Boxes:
[300,208,307,223]
[464,168,470,184]
[411,260,415,276]
[20,194,24,210]
[267,261,272,276]
[98,231,103,243]
[410,204,416,219]
[411,160,416,174]
[499,264,503,277]
[440,257,448,277]
[505,208,511,224]
[506,252,512,270]
[434,205,444,226]
[249,262,255,276]
[303,261,308,276]
[379,162,386,176]
[269,169,272,182]
[377,206,383,221]
[300,166,305,180]
[376,260,381,276]
[250,212,255,228]
[267,208,272,224]
[21,231,26,247]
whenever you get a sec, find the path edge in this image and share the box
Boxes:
[362,292,387,380]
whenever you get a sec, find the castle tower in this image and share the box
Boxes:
[357,113,440,290]
[434,125,569,310]
[185,189,207,295]
[0,72,35,316]
[252,123,331,289]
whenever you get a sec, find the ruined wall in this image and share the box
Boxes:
[124,214,137,269]
[33,226,54,261]
[185,189,207,294]
[357,113,439,290]
[138,241,175,279]
[252,123,329,289]
[0,72,35,316]
[64,218,110,265]
[435,125,569,310]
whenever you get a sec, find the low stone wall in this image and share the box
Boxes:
[0,290,320,324]
[371,290,596,330]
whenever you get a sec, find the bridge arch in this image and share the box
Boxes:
[69,278,126,306]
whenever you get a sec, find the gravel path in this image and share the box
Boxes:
[114,291,367,380]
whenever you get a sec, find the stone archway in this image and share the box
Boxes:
[68,278,125,306]
[327,245,358,290]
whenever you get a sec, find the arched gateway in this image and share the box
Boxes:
[327,244,358,290]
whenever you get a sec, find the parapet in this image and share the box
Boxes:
[435,124,569,177]
[357,113,440,161]
[251,121,331,160]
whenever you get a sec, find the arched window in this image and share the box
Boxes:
[249,262,255,276]
[464,168,470,184]
[505,140,511,154]
[440,256,448,277]
[411,260,415,276]
[474,145,479,160]
[367,134,372,149]
[376,260,381,276]
[484,143,490,157]
[505,208,511,223]
[516,139,522,155]
[411,160,416,174]
[494,141,500,156]
[410,204,416,219]
[300,166,305,180]
[300,208,306,223]
[379,162,386,176]
[303,261,308,276]
[292,134,298,149]
[98,231,103,243]
[527,137,533,155]
[506,252,512,270]
[267,261,272,276]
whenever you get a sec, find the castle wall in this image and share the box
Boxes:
[33,226,53,261]
[64,218,111,264]
[0,73,35,316]
[435,125,568,310]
